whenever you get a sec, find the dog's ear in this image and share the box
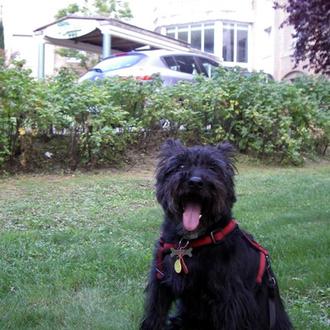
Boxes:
[156,139,185,195]
[159,139,184,158]
[216,141,236,158]
[216,142,237,174]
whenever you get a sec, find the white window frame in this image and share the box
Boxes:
[221,22,249,68]
[177,25,189,44]
[164,21,250,68]
[165,23,215,53]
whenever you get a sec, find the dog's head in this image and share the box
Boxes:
[156,139,236,237]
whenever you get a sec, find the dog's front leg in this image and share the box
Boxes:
[140,276,174,330]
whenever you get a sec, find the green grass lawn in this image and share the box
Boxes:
[0,163,329,330]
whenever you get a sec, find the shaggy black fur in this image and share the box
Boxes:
[141,140,292,330]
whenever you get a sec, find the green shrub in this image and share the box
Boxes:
[143,68,328,164]
[44,70,159,168]
[0,60,329,171]
[292,75,330,155]
[0,59,50,168]
[199,68,321,163]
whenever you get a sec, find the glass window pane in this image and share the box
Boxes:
[191,29,202,50]
[237,24,248,30]
[204,28,214,53]
[178,31,188,43]
[163,56,179,71]
[223,28,234,62]
[198,58,219,77]
[178,25,188,42]
[237,29,248,62]
[173,56,198,75]
[166,28,175,39]
[95,54,145,72]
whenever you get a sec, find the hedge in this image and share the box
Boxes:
[0,58,329,171]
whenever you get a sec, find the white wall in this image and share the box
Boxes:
[127,0,156,30]
[153,0,255,26]
[2,0,72,76]
[251,0,275,74]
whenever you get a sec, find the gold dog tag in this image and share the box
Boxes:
[174,259,182,273]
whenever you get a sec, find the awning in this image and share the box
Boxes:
[34,15,200,78]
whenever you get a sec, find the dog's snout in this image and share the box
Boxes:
[188,176,203,188]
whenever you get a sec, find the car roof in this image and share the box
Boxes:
[106,49,220,63]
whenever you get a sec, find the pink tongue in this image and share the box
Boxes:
[183,203,201,231]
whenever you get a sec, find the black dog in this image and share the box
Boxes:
[140,140,292,330]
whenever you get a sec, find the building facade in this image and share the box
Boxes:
[149,0,308,80]
[1,0,309,80]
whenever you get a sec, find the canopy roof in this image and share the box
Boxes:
[34,15,194,54]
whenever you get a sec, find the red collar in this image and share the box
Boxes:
[161,219,238,250]
[156,219,238,279]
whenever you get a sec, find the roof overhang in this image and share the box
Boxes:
[33,15,194,54]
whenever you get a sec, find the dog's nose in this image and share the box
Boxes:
[188,176,203,188]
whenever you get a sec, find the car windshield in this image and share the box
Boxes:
[93,54,145,72]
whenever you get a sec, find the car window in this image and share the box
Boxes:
[163,56,179,71]
[196,57,219,78]
[174,56,199,75]
[93,54,145,72]
[163,55,199,75]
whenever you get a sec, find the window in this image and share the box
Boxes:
[95,54,145,72]
[163,56,199,75]
[166,28,175,39]
[163,56,179,71]
[191,24,202,50]
[173,56,198,74]
[164,22,249,64]
[237,25,248,63]
[223,24,234,62]
[178,26,189,43]
[222,23,248,63]
[165,24,215,54]
[204,25,215,53]
[196,57,219,78]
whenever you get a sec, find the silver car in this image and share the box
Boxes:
[78,49,219,85]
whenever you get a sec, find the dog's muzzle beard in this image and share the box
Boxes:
[175,182,230,227]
